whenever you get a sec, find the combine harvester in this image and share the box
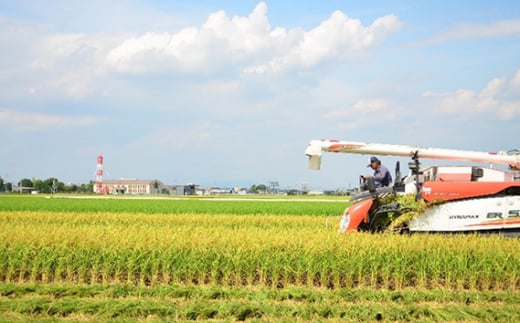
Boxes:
[305,139,520,235]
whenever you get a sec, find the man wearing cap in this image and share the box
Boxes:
[363,156,392,188]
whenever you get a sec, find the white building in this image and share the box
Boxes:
[97,179,164,195]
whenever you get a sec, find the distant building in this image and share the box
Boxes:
[164,184,201,195]
[97,179,164,195]
[204,186,248,195]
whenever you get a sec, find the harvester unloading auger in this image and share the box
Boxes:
[305,139,520,234]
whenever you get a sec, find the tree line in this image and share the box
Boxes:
[0,178,270,195]
[0,177,94,194]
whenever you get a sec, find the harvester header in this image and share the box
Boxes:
[305,139,520,170]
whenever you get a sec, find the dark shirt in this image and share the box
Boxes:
[373,164,392,187]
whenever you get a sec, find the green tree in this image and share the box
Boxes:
[18,178,33,192]
[31,178,64,193]
[78,181,94,193]
[248,184,267,194]
[64,183,78,193]
[0,177,4,192]
[256,184,267,192]
[45,178,64,193]
[33,179,44,192]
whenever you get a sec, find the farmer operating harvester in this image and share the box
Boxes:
[305,139,520,235]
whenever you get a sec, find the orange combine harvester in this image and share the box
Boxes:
[305,139,520,235]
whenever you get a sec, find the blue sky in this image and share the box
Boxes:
[0,1,519,190]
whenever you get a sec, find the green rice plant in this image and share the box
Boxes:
[0,195,349,216]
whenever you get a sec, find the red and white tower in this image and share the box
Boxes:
[96,155,104,194]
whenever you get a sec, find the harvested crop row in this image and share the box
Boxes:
[1,283,519,321]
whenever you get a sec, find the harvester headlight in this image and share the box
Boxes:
[339,213,350,233]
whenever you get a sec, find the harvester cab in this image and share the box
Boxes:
[347,159,417,233]
[354,158,419,203]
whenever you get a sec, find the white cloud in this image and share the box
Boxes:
[127,121,220,153]
[105,2,275,73]
[244,12,402,73]
[321,68,520,135]
[203,2,272,54]
[104,2,402,74]
[322,98,396,130]
[423,69,520,120]
[5,30,126,99]
[0,109,102,131]
[351,98,392,113]
[1,2,403,102]
[323,98,390,118]
[511,69,520,90]
[427,19,520,43]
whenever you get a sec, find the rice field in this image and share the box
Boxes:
[0,195,519,321]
